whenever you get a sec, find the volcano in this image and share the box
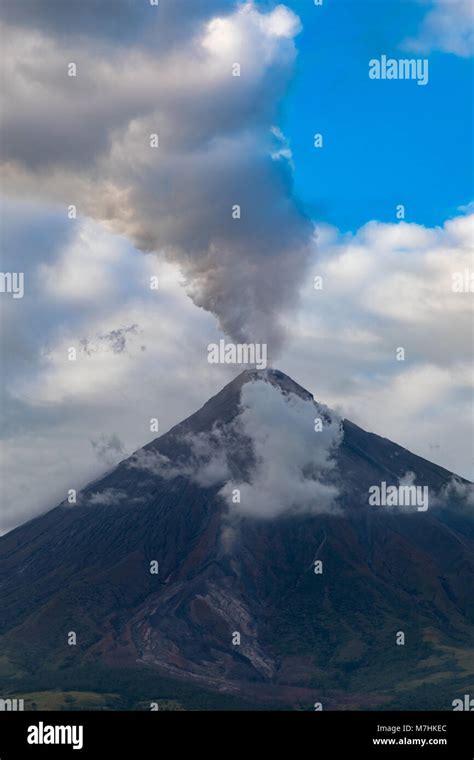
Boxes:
[1,369,473,711]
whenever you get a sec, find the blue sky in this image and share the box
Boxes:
[279,0,473,231]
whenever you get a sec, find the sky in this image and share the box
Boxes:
[281,0,474,231]
[0,0,473,533]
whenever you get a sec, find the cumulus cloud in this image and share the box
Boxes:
[0,203,227,534]
[0,0,228,49]
[312,214,473,368]
[279,211,474,480]
[0,1,312,353]
[129,375,343,519]
[403,0,474,57]
[87,488,127,507]
[434,477,474,508]
[1,200,472,534]
[399,471,417,487]
[128,428,232,488]
[91,434,125,466]
[220,379,343,518]
[37,220,131,304]
[1,198,472,533]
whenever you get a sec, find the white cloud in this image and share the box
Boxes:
[279,212,474,480]
[220,379,343,518]
[128,374,343,519]
[0,207,232,534]
[0,1,312,352]
[2,2,471,536]
[91,434,125,466]
[38,220,129,303]
[440,477,474,505]
[302,214,474,367]
[128,428,232,488]
[403,0,474,57]
[87,488,127,507]
[1,200,472,533]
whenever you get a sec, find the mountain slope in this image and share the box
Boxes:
[0,369,473,710]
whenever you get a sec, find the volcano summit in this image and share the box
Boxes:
[0,370,473,710]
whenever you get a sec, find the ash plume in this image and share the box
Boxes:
[0,1,314,354]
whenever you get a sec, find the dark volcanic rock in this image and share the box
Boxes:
[0,369,473,709]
